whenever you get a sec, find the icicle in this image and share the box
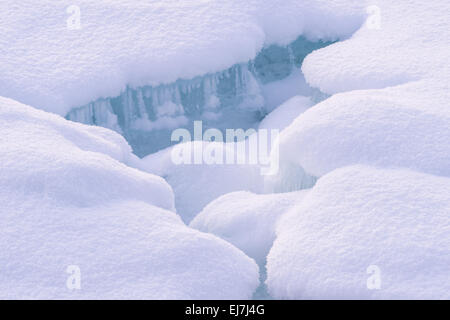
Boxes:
[65,35,334,156]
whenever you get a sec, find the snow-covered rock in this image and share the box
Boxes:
[0,97,174,211]
[277,80,450,178]
[191,190,308,264]
[266,166,450,300]
[2,0,449,300]
[0,97,259,299]
[265,0,450,299]
[0,0,365,115]
[302,1,450,95]
[274,0,450,182]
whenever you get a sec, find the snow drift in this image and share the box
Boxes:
[273,0,450,189]
[0,97,259,299]
[266,166,450,300]
[277,80,450,179]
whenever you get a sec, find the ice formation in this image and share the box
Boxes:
[0,0,364,115]
[66,36,332,156]
[0,1,364,155]
[0,97,259,299]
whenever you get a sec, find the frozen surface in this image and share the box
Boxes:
[267,166,450,300]
[0,0,365,115]
[0,97,259,299]
[66,63,265,156]
[190,190,308,265]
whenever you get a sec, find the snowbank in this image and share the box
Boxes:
[265,0,450,299]
[302,1,450,94]
[0,0,365,114]
[0,96,174,211]
[190,190,308,264]
[276,0,450,180]
[0,97,259,299]
[277,80,450,178]
[266,166,450,299]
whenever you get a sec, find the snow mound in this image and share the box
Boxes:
[277,80,450,178]
[0,97,259,299]
[141,142,263,223]
[0,199,259,299]
[280,0,450,181]
[0,0,365,115]
[302,0,450,94]
[267,166,450,299]
[190,190,308,264]
[0,96,174,210]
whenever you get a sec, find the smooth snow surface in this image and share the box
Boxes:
[0,97,259,299]
[267,166,450,300]
[0,0,365,115]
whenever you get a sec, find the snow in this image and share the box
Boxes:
[259,95,312,132]
[264,0,450,299]
[277,80,450,178]
[302,1,450,95]
[0,97,259,299]
[266,165,450,300]
[190,190,308,265]
[275,0,450,180]
[260,71,315,113]
[2,0,450,300]
[0,96,174,211]
[141,142,264,223]
[0,0,365,115]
